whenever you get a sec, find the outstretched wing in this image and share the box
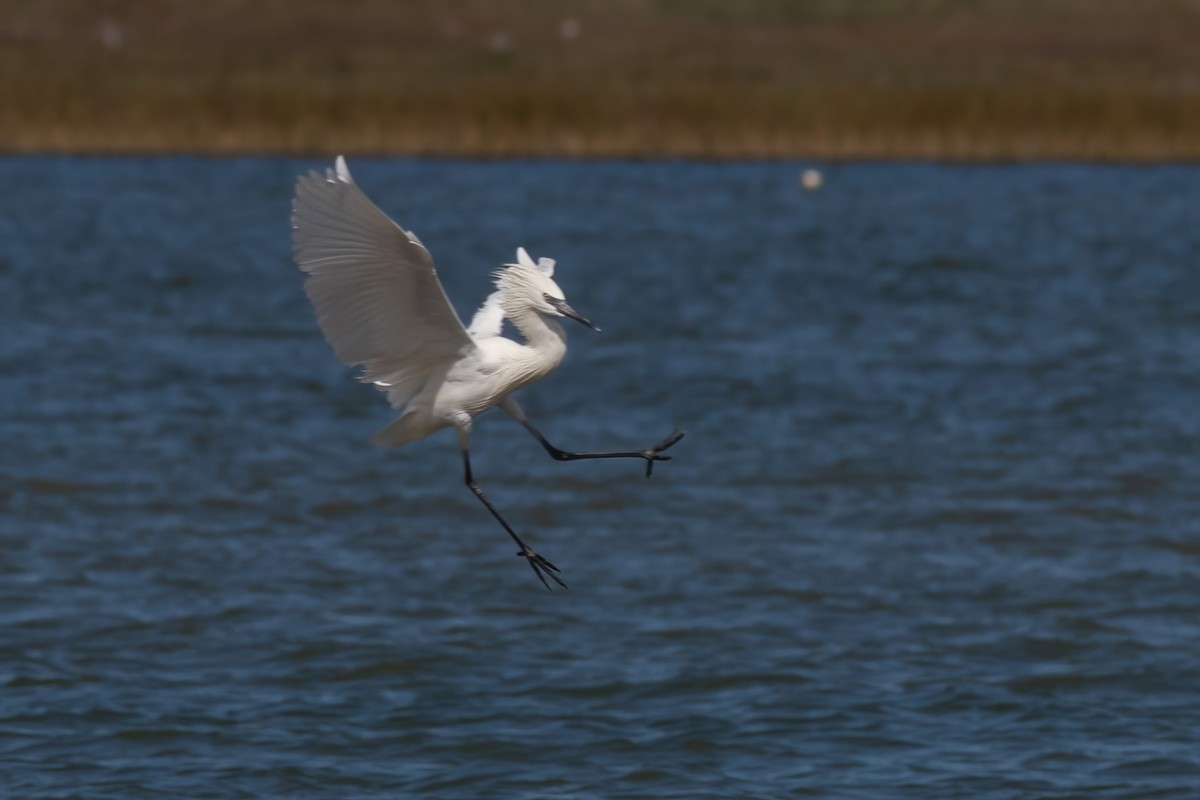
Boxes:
[292,157,474,385]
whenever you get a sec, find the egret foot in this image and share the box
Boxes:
[519,545,568,591]
[642,426,687,477]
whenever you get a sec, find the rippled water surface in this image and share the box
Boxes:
[3,157,1200,798]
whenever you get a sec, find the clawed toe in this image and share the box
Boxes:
[653,426,686,452]
[518,547,569,591]
[644,426,686,477]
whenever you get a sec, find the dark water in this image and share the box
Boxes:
[3,157,1200,798]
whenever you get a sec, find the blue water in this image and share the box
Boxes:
[3,157,1200,798]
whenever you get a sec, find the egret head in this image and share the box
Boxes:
[496,248,599,331]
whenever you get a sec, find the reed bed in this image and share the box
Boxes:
[4,0,1200,159]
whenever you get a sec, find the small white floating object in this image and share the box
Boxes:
[98,19,124,50]
[490,31,511,54]
[801,169,823,191]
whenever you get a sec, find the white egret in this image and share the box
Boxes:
[292,157,684,589]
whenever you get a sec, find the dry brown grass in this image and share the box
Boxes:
[4,0,1200,159]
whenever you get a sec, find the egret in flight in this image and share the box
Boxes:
[292,157,683,589]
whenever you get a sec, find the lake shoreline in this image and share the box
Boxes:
[7,2,1200,162]
[6,130,1200,162]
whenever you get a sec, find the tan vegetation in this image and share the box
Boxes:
[4,0,1200,159]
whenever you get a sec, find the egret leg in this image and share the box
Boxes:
[499,397,684,478]
[520,420,685,478]
[461,450,567,591]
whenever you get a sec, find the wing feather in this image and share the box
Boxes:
[292,157,474,385]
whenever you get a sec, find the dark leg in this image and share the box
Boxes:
[462,450,567,591]
[519,421,686,478]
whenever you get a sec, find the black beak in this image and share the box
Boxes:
[549,298,600,331]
